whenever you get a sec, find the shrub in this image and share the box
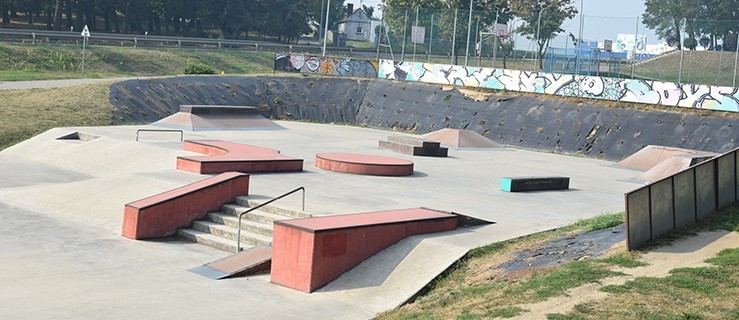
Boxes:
[184,64,215,74]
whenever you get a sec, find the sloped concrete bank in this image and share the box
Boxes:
[109,75,738,161]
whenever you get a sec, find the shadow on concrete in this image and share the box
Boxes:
[316,225,485,292]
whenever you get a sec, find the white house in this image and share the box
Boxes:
[338,5,372,42]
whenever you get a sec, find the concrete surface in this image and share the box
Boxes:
[0,121,641,319]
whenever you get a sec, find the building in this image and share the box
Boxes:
[338,4,372,42]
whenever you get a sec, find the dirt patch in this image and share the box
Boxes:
[509,230,739,319]
[492,225,626,280]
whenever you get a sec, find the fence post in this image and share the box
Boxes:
[401,9,408,61]
[134,37,137,48]
[464,0,473,66]
[32,32,36,45]
[451,9,458,65]
[733,32,739,87]
[428,14,434,62]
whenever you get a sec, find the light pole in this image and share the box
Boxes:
[322,0,331,56]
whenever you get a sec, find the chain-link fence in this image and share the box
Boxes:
[361,5,739,87]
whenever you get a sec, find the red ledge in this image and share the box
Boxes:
[315,153,414,176]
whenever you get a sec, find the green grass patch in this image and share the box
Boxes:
[0,83,113,150]
[571,212,625,232]
[0,43,274,81]
[486,306,525,318]
[598,252,648,268]
[506,260,624,299]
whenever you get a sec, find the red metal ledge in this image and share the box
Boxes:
[177,140,304,174]
[122,172,249,239]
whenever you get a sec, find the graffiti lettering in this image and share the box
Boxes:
[378,60,739,112]
[275,54,379,78]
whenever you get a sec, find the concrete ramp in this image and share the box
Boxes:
[189,246,272,280]
[617,145,716,171]
[154,105,284,131]
[634,154,715,182]
[421,128,502,149]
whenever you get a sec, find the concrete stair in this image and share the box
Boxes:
[176,197,310,252]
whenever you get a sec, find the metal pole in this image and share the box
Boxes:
[376,4,383,61]
[452,9,457,65]
[464,0,473,66]
[716,46,723,86]
[631,16,638,79]
[81,36,86,78]
[535,9,541,69]
[476,20,480,67]
[733,32,739,87]
[322,0,331,56]
[576,0,584,75]
[428,14,434,62]
[492,9,499,68]
[401,9,408,61]
[413,6,419,61]
[319,0,326,43]
[678,21,684,83]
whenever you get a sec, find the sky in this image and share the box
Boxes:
[344,0,662,50]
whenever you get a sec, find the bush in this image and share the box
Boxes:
[184,64,216,74]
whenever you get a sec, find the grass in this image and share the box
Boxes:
[0,43,275,80]
[633,50,739,87]
[377,207,739,320]
[0,82,113,150]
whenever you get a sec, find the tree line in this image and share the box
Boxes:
[0,0,352,43]
[643,0,739,51]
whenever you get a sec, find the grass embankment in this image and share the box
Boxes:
[634,50,739,87]
[0,83,112,150]
[377,206,739,320]
[0,43,275,80]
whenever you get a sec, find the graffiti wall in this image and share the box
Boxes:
[274,54,378,78]
[378,60,739,112]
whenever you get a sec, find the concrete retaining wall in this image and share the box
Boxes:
[109,76,738,161]
[378,60,739,112]
[625,147,738,249]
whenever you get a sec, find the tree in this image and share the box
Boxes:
[384,0,511,65]
[683,37,697,50]
[362,4,375,19]
[642,0,697,50]
[699,36,710,50]
[509,0,577,70]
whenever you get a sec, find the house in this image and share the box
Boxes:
[338,4,372,42]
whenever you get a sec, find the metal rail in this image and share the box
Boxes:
[135,129,183,141]
[0,28,377,57]
[236,186,305,252]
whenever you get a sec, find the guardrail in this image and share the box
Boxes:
[0,28,378,57]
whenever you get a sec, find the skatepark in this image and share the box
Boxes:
[0,75,736,319]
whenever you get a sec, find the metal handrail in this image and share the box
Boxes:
[236,186,305,252]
